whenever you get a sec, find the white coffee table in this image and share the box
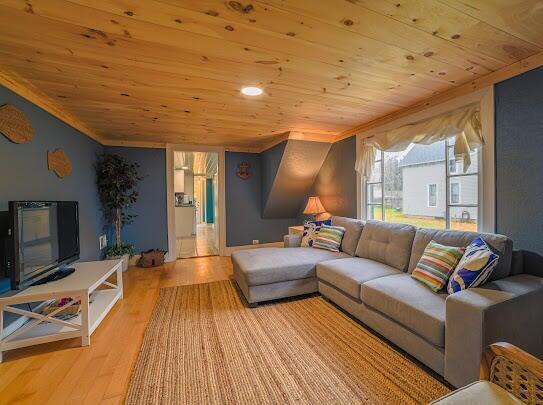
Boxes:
[0,259,123,362]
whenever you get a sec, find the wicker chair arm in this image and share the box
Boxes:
[481,342,543,404]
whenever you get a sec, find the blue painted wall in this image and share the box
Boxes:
[495,66,543,256]
[104,147,168,253]
[0,86,104,261]
[225,151,296,246]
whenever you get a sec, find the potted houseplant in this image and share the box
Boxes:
[95,153,142,272]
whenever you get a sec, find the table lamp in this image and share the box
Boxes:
[303,196,326,221]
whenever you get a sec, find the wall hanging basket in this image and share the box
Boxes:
[48,149,72,178]
[0,104,34,144]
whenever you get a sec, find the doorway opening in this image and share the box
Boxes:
[174,151,219,258]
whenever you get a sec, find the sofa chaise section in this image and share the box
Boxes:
[232,247,349,306]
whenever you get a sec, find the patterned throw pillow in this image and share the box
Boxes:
[301,220,331,247]
[313,225,345,252]
[411,241,465,292]
[447,237,499,294]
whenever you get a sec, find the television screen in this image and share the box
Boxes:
[9,201,79,288]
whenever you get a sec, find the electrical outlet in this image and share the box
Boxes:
[252,239,259,245]
[99,234,107,250]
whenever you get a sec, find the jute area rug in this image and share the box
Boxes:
[126,280,450,404]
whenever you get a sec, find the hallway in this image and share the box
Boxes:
[176,224,218,258]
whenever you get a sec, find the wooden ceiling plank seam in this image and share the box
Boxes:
[255,0,513,72]
[345,0,541,64]
[0,68,104,143]
[48,0,488,84]
[337,51,543,140]
[153,0,504,73]
[436,0,543,48]
[0,4,462,93]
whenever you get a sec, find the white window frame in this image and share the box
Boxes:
[357,86,495,232]
[450,182,461,205]
[427,183,438,207]
[448,157,458,174]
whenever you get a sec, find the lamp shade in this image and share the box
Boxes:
[303,196,326,215]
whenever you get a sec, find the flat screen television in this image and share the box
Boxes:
[7,201,80,289]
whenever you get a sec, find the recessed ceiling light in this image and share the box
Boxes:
[241,86,263,96]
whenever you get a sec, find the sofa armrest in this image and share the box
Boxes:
[445,274,543,388]
[284,234,302,248]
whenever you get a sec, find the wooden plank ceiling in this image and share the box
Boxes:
[0,0,542,149]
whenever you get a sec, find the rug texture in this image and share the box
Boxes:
[126,280,450,404]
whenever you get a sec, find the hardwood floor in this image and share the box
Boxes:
[0,256,232,404]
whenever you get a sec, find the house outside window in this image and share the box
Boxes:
[365,138,479,231]
[427,184,437,207]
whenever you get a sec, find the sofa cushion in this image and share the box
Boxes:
[317,257,401,300]
[313,225,345,252]
[355,220,416,271]
[361,274,447,347]
[231,247,349,286]
[447,237,499,294]
[430,381,522,405]
[411,241,465,292]
[331,216,365,256]
[408,228,512,281]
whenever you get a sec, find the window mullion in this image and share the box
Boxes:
[381,151,384,221]
[445,140,450,229]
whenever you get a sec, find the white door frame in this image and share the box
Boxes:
[166,144,226,261]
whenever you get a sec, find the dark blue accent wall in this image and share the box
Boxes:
[495,66,543,255]
[104,147,168,253]
[225,151,296,246]
[0,85,104,261]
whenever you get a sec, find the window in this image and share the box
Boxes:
[450,182,461,204]
[364,138,479,231]
[448,157,458,174]
[427,184,437,207]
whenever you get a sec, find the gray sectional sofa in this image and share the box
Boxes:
[231,217,543,388]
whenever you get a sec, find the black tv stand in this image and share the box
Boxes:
[32,267,76,286]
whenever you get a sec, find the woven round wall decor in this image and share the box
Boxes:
[48,149,72,178]
[0,104,34,143]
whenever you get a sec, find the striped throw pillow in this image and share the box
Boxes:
[313,225,345,252]
[411,241,465,292]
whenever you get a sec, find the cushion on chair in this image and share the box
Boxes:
[317,257,401,300]
[231,247,349,286]
[361,274,447,347]
[430,381,522,404]
[355,221,416,271]
[330,216,365,256]
[408,228,512,281]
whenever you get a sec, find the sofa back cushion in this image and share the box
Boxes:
[408,228,513,281]
[331,216,365,256]
[355,221,416,271]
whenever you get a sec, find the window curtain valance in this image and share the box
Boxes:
[355,103,483,177]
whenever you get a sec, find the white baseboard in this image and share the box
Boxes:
[223,241,283,256]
